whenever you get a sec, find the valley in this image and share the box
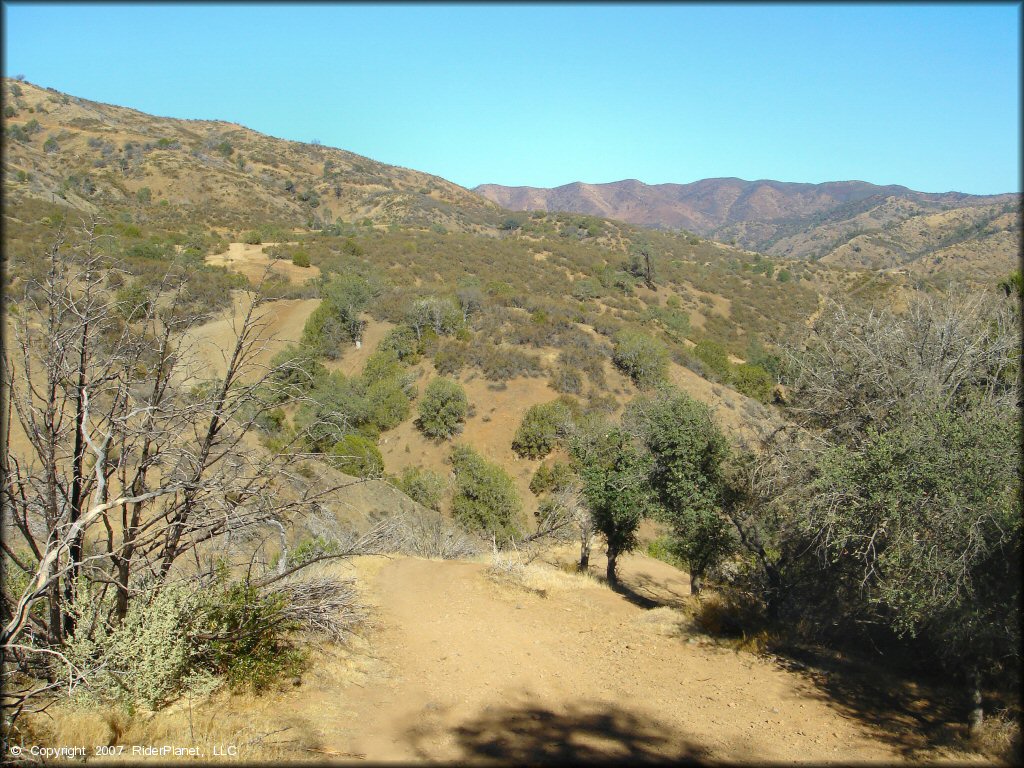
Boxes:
[2,75,1019,765]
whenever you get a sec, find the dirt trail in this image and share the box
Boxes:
[279,553,973,764]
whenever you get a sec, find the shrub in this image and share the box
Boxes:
[378,325,421,362]
[512,400,572,459]
[529,461,574,496]
[450,445,524,542]
[269,344,327,394]
[328,434,384,478]
[197,582,305,693]
[301,275,374,357]
[65,582,205,708]
[433,339,471,376]
[362,348,405,384]
[292,251,310,268]
[115,283,150,320]
[692,339,731,380]
[550,365,583,394]
[646,535,687,570]
[298,373,375,449]
[394,466,447,511]
[612,329,668,388]
[475,344,544,381]
[417,377,469,439]
[365,376,412,431]
[731,362,773,403]
[243,230,262,245]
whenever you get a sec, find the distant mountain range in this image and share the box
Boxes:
[3,76,1017,284]
[474,179,1020,279]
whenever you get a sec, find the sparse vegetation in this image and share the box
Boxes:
[2,77,1017,763]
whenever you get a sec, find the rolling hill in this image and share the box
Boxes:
[474,178,1020,281]
[2,79,501,234]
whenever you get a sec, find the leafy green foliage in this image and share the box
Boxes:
[626,388,732,592]
[269,344,328,396]
[197,582,305,693]
[511,400,572,459]
[394,466,447,511]
[691,339,731,380]
[65,583,205,708]
[301,274,375,357]
[378,324,421,362]
[298,368,410,448]
[730,362,774,403]
[529,460,574,496]
[328,433,384,478]
[611,329,668,388]
[417,377,468,439]
[450,445,524,542]
[737,292,1023,703]
[114,282,150,321]
[571,426,653,583]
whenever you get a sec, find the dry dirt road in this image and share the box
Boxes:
[260,552,980,765]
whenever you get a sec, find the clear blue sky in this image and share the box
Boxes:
[3,3,1020,194]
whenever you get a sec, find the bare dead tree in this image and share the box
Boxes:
[1,220,375,719]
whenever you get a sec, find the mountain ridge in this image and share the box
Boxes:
[474,178,1019,276]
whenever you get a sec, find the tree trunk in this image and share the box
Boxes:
[968,666,984,738]
[63,318,90,638]
[606,545,619,586]
[578,534,591,572]
[690,570,704,596]
[112,559,130,625]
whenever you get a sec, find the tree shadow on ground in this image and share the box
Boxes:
[771,643,974,761]
[611,571,690,610]
[404,700,712,765]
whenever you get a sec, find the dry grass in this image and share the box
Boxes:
[20,693,310,762]
[484,544,598,597]
[971,709,1022,765]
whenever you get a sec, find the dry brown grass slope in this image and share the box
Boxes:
[3,78,501,234]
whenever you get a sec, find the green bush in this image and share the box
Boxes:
[65,582,205,708]
[612,329,668,388]
[512,400,572,459]
[115,283,150,320]
[366,376,412,431]
[269,344,327,394]
[529,461,574,496]
[243,230,262,245]
[417,377,468,439]
[646,535,687,569]
[731,362,773,403]
[692,339,731,380]
[197,582,305,693]
[328,434,384,478]
[362,348,405,384]
[450,445,524,542]
[378,325,421,362]
[394,466,447,511]
[292,251,310,268]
